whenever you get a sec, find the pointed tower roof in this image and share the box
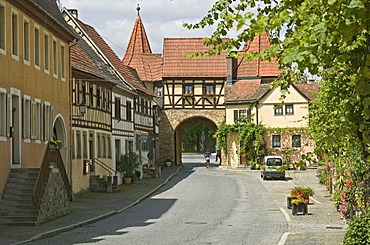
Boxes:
[122,4,162,82]
[123,4,152,63]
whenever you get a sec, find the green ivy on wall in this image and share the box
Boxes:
[214,119,266,162]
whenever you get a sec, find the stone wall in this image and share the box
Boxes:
[37,167,71,224]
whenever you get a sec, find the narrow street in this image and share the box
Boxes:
[28,154,345,245]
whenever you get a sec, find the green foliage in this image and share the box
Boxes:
[214,119,266,162]
[344,210,370,245]
[117,152,140,178]
[183,125,214,152]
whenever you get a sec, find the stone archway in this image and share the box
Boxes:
[159,109,225,165]
[53,116,67,166]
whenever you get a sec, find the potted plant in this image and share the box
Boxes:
[117,152,140,184]
[287,186,314,211]
[291,196,309,215]
[165,158,172,167]
[49,139,63,149]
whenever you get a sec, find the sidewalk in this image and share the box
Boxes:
[0,165,183,245]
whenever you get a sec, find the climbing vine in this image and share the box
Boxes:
[214,119,266,162]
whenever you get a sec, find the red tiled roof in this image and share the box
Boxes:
[162,38,228,78]
[294,83,319,101]
[76,19,150,95]
[225,80,270,103]
[237,33,281,77]
[71,44,104,78]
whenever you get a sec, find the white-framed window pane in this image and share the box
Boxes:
[0,4,5,51]
[44,104,50,140]
[34,27,40,66]
[239,109,246,119]
[44,33,49,71]
[61,45,65,79]
[83,132,87,158]
[11,12,18,56]
[272,135,281,148]
[35,101,41,140]
[76,131,81,159]
[23,20,30,62]
[274,105,283,116]
[107,136,111,158]
[0,90,6,136]
[102,135,106,158]
[53,39,57,76]
[286,104,294,115]
[97,134,101,157]
[23,98,31,139]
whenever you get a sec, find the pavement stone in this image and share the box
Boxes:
[0,165,183,245]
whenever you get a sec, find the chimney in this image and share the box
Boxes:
[68,9,78,19]
[226,54,237,88]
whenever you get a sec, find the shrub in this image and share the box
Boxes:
[344,211,370,245]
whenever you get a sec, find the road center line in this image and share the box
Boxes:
[278,232,290,245]
[280,207,291,222]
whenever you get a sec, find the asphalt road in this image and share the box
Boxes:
[28,154,288,245]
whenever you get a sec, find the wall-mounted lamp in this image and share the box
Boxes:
[73,102,86,118]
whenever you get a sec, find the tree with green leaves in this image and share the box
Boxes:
[184,0,370,233]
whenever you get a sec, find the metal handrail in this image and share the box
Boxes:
[94,158,117,176]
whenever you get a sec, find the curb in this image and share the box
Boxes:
[16,165,183,245]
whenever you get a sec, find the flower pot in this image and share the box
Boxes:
[292,203,308,215]
[166,161,171,167]
[123,177,132,185]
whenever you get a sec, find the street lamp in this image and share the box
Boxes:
[73,102,86,117]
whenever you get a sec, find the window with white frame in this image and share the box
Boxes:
[23,97,31,139]
[53,39,57,77]
[0,89,6,137]
[272,135,281,148]
[76,131,81,158]
[11,11,18,57]
[205,84,215,95]
[44,103,51,141]
[292,135,301,148]
[0,4,5,52]
[44,32,49,72]
[97,133,101,157]
[23,19,30,63]
[35,100,41,140]
[60,44,66,80]
[83,132,87,158]
[274,105,283,116]
[285,104,294,115]
[34,26,40,67]
[102,135,106,158]
[107,136,111,158]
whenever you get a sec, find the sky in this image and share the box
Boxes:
[60,0,218,59]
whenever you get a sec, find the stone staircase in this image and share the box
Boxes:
[0,168,39,225]
[90,175,118,192]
